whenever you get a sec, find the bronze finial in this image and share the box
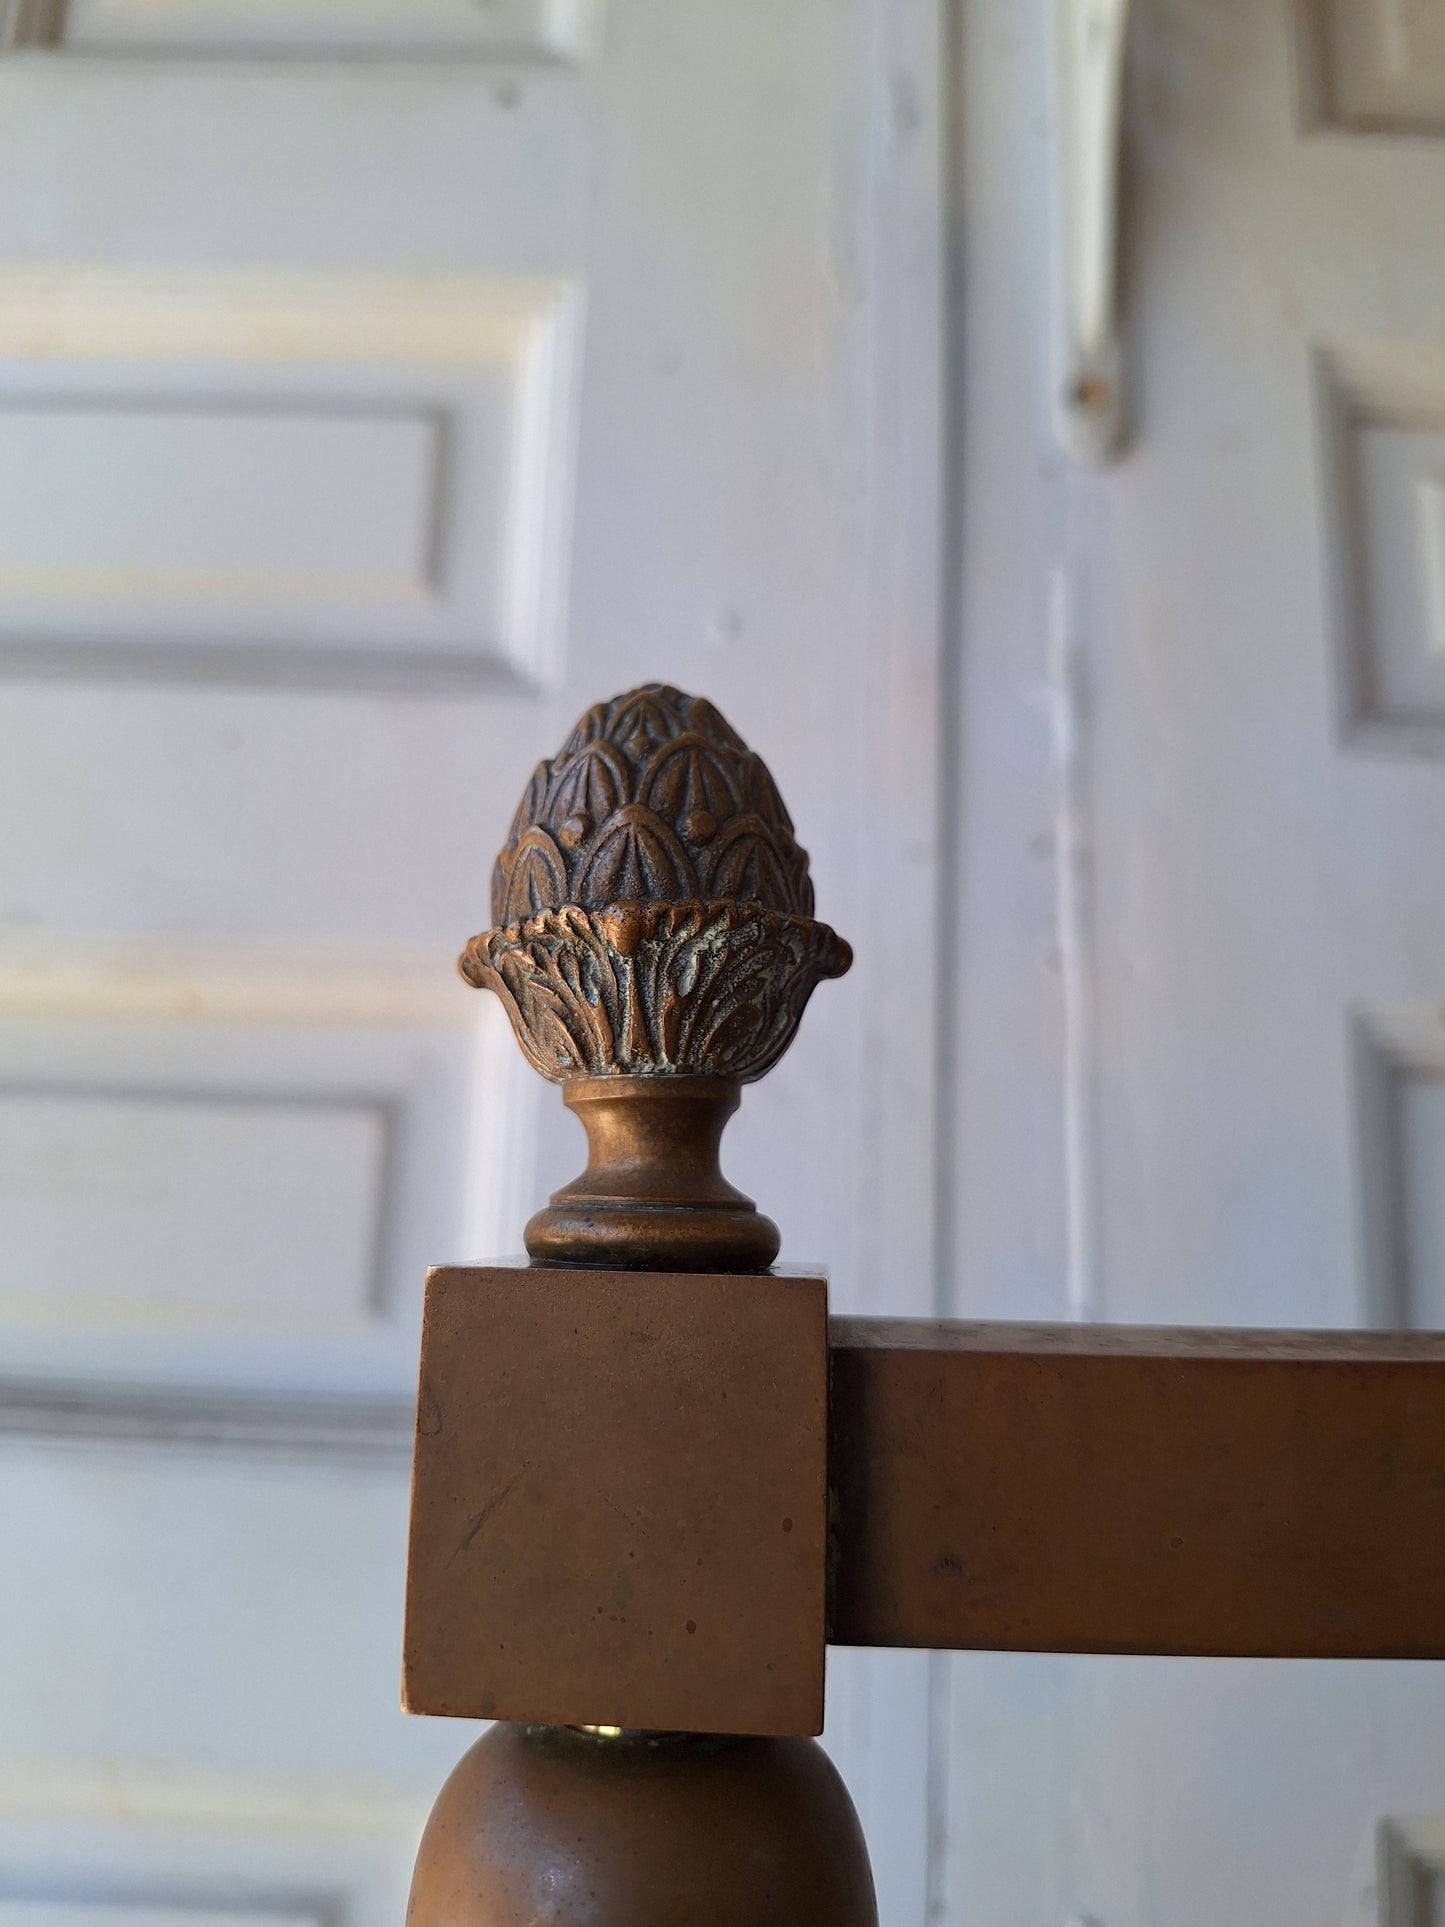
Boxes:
[460,684,851,1268]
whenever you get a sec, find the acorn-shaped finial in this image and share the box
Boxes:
[457,686,851,1270]
[461,684,850,1088]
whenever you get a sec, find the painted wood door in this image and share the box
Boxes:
[0,6,943,1924]
[943,0,1445,1921]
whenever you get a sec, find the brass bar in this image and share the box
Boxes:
[828,1317,1445,1658]
[405,1264,830,1736]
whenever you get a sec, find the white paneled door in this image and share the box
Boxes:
[945,0,1445,1922]
[0,6,941,1925]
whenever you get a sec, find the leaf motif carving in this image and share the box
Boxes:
[641,736,745,830]
[547,742,631,843]
[706,815,807,916]
[474,687,850,1086]
[574,806,700,906]
[460,900,851,1085]
[500,829,568,927]
[490,684,818,919]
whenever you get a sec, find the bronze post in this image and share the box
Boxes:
[403,683,1445,1923]
[406,685,875,1925]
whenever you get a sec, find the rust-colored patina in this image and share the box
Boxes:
[829,1317,1445,1658]
[410,1725,877,1927]
[457,684,850,1272]
[404,1262,829,1736]
[407,687,864,1927]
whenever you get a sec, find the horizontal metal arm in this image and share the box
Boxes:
[406,1273,1445,1739]
[829,1317,1445,1659]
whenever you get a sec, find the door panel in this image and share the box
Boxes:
[3,0,589,61]
[1302,0,1445,136]
[0,271,578,685]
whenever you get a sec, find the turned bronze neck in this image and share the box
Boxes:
[525,1075,780,1272]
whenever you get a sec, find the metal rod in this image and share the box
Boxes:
[829,1316,1445,1658]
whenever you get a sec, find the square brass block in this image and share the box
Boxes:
[403,1263,829,1738]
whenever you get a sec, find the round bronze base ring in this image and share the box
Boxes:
[524,1075,781,1272]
